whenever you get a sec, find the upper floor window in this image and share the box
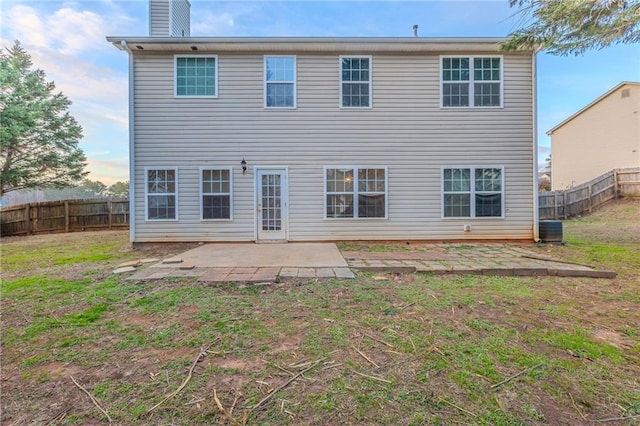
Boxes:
[442,167,503,218]
[264,56,296,108]
[441,56,502,108]
[340,56,371,108]
[326,167,386,218]
[175,55,217,97]
[146,168,177,220]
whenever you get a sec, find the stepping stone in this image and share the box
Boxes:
[279,267,298,278]
[316,268,336,278]
[251,267,280,281]
[225,273,255,282]
[139,258,160,264]
[334,268,355,279]
[165,268,204,277]
[162,257,183,264]
[482,268,515,276]
[513,268,548,276]
[147,270,172,279]
[113,266,137,274]
[179,263,195,270]
[233,267,258,274]
[126,269,158,280]
[297,268,316,278]
[198,268,233,282]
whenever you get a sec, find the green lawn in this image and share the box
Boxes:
[1,201,639,425]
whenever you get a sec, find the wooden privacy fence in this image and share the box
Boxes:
[1,198,129,237]
[2,169,639,236]
[539,168,640,220]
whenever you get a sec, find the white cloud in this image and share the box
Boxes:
[2,4,108,55]
[2,5,48,48]
[49,7,106,54]
[86,157,129,185]
[192,11,235,35]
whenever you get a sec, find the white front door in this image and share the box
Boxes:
[256,168,288,241]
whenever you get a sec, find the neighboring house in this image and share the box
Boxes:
[107,0,538,244]
[547,82,640,191]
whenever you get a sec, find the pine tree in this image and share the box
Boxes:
[1,41,87,196]
[501,0,640,55]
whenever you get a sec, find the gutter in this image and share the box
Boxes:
[120,40,136,244]
[105,36,515,54]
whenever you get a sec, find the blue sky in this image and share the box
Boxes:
[1,0,639,184]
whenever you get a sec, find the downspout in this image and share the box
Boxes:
[121,40,136,244]
[532,51,540,242]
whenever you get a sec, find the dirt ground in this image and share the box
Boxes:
[1,200,639,425]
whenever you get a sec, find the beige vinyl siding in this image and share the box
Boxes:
[149,0,170,37]
[132,51,533,242]
[551,84,640,190]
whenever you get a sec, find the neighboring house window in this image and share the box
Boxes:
[441,56,502,107]
[265,56,296,108]
[326,167,386,218]
[146,168,177,220]
[443,167,503,218]
[175,55,217,97]
[340,56,371,108]
[201,168,232,220]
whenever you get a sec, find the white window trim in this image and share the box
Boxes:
[440,55,503,109]
[324,166,388,219]
[144,167,179,221]
[264,55,297,109]
[441,165,505,219]
[200,166,233,221]
[174,54,219,98]
[339,55,373,109]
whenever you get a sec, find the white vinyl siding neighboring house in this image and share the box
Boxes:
[109,36,536,243]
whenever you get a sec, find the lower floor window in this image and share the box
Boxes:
[146,168,177,220]
[201,168,232,220]
[443,167,503,218]
[326,167,386,218]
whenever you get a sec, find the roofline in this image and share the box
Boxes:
[546,81,640,135]
[105,36,519,53]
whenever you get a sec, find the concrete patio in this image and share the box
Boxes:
[121,242,616,282]
[127,243,355,282]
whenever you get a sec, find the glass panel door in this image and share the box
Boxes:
[256,169,287,240]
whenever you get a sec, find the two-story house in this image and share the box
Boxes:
[548,81,640,190]
[108,0,538,244]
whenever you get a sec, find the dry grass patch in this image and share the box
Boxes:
[1,201,639,424]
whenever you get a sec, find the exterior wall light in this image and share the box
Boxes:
[241,158,247,175]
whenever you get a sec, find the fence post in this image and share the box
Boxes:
[553,192,558,220]
[614,169,619,200]
[24,204,31,235]
[32,203,38,233]
[65,201,70,233]
[108,199,113,229]
[588,183,593,213]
